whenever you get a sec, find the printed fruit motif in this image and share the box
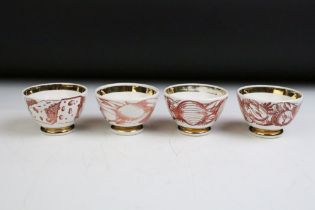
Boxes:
[238,96,300,126]
[97,98,157,126]
[166,97,226,126]
[26,96,85,125]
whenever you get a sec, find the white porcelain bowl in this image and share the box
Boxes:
[237,85,303,138]
[23,83,87,135]
[95,83,159,135]
[164,83,228,136]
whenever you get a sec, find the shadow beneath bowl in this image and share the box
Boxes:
[0,117,40,137]
[216,120,251,139]
[0,116,110,138]
[75,116,109,135]
[145,117,178,136]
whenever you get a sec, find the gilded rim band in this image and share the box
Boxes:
[96,83,159,99]
[164,83,228,100]
[249,126,283,137]
[178,126,211,135]
[238,85,302,100]
[41,124,75,134]
[23,83,87,96]
[111,125,144,133]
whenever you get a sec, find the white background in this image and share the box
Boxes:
[0,81,314,210]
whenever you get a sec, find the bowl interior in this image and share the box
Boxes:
[24,83,86,100]
[165,84,227,100]
[239,86,302,102]
[97,84,158,101]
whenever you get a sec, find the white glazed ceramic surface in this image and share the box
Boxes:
[237,85,303,131]
[23,83,87,129]
[164,84,228,131]
[95,83,159,128]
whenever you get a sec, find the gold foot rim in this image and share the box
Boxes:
[41,124,75,135]
[111,125,143,135]
[249,126,283,137]
[178,125,211,136]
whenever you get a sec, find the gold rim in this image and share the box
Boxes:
[41,124,75,134]
[178,125,211,135]
[239,86,302,99]
[97,85,157,96]
[165,84,227,97]
[111,125,143,133]
[24,83,86,96]
[249,126,283,137]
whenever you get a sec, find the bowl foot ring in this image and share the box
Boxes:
[249,126,283,138]
[111,125,143,135]
[41,124,75,135]
[178,126,211,136]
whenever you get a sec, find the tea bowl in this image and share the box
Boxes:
[164,83,228,136]
[237,85,303,138]
[95,83,159,135]
[23,83,87,135]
